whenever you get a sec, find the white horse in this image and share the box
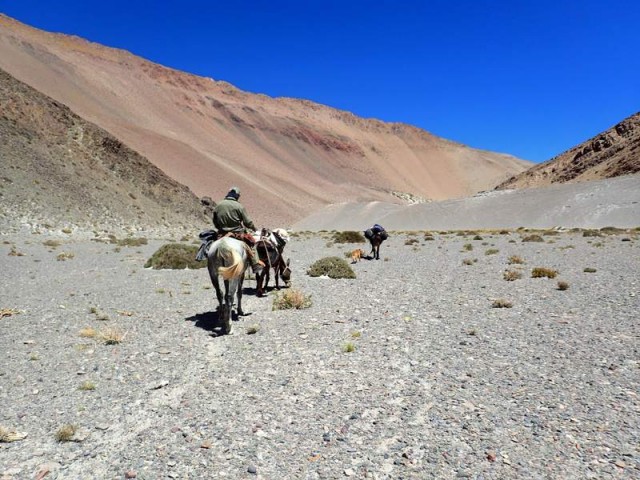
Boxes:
[207,236,249,335]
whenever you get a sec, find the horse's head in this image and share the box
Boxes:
[280,258,292,286]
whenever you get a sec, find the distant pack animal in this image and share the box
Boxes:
[254,228,292,297]
[350,248,366,263]
[206,236,249,335]
[364,224,388,260]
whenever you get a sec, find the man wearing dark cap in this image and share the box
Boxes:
[213,187,264,275]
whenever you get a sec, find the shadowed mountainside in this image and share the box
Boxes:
[0,67,206,232]
[0,14,531,226]
[496,112,640,191]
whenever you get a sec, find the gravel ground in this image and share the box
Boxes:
[1,229,639,480]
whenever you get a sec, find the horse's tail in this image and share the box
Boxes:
[216,241,245,280]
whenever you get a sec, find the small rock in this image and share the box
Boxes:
[344,468,355,476]
[247,465,257,474]
[124,470,137,478]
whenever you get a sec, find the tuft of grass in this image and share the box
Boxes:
[79,327,97,338]
[522,234,544,242]
[99,327,125,345]
[531,267,558,279]
[79,381,96,391]
[55,424,77,442]
[342,342,356,353]
[307,256,356,279]
[56,252,75,261]
[144,243,205,269]
[557,281,570,290]
[273,289,312,310]
[350,331,361,338]
[583,267,597,273]
[503,269,522,281]
[115,237,148,247]
[492,299,513,308]
[462,243,473,251]
[43,240,61,248]
[485,248,499,255]
[332,231,366,243]
[508,255,525,265]
[8,246,25,256]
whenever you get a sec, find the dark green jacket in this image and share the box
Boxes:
[213,196,257,233]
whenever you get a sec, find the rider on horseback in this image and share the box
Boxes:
[213,186,265,275]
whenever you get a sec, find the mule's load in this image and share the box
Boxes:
[254,228,292,296]
[364,224,388,241]
[364,224,388,260]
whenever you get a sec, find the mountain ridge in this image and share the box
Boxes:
[0,14,531,226]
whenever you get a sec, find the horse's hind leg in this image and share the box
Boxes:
[236,277,244,316]
[222,279,233,334]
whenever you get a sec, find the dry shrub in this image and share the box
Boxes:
[99,327,125,345]
[582,230,602,237]
[42,240,61,248]
[463,243,473,251]
[508,255,525,265]
[492,299,513,308]
[557,281,570,290]
[522,234,544,242]
[56,252,75,261]
[583,267,597,273]
[485,248,499,255]
[115,237,148,247]
[462,258,476,266]
[0,308,22,319]
[503,269,522,281]
[8,246,25,257]
[273,289,312,310]
[79,327,97,338]
[55,425,76,442]
[531,267,558,279]
[405,238,419,246]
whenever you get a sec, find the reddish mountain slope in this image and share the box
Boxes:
[496,112,640,191]
[0,14,531,226]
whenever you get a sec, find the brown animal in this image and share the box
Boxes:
[350,248,366,263]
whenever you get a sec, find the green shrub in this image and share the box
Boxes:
[307,256,356,279]
[583,267,597,273]
[333,231,366,243]
[144,244,205,269]
[485,248,499,255]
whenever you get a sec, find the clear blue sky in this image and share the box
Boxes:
[2,1,639,162]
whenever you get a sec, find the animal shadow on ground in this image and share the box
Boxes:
[186,304,253,337]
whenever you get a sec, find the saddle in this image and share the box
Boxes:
[194,230,257,262]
